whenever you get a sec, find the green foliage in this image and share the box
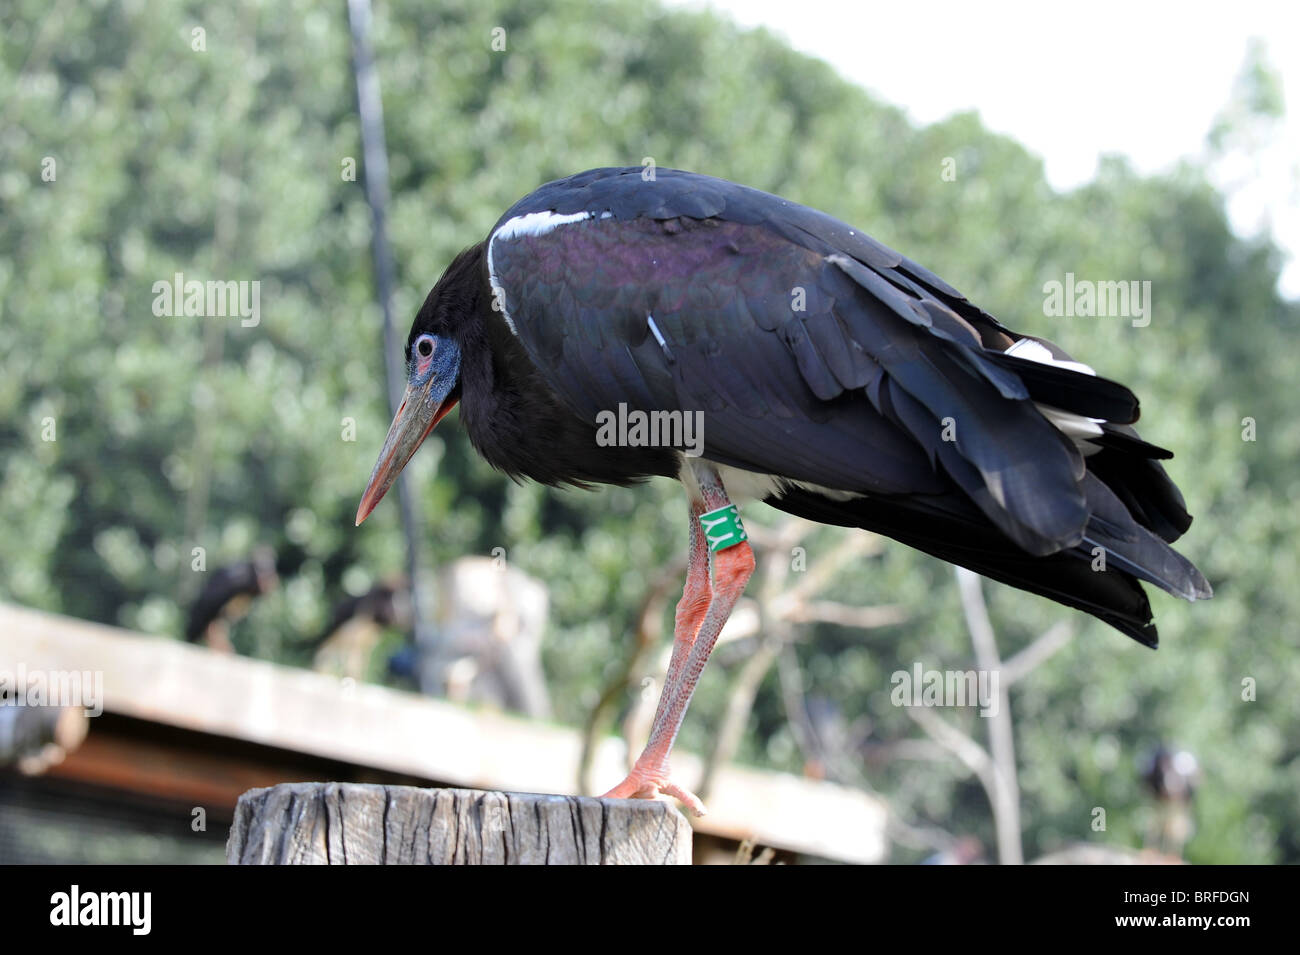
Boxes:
[1,0,1294,862]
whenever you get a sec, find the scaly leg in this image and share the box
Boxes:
[655,499,711,733]
[602,465,755,815]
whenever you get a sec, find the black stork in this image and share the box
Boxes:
[356,166,1210,814]
[184,547,279,653]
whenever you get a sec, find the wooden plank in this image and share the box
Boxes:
[226,783,692,865]
[44,726,307,809]
[3,601,887,862]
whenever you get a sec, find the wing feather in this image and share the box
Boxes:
[488,167,1188,558]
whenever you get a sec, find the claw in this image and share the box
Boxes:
[602,766,708,816]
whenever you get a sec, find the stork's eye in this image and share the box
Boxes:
[415,336,435,359]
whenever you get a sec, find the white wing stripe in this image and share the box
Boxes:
[486,211,593,337]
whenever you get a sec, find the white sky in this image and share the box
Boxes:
[666,0,1300,297]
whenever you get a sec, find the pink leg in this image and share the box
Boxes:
[602,469,755,815]
[658,499,712,723]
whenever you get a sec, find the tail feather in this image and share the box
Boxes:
[1078,473,1209,600]
[983,350,1140,423]
[767,478,1209,648]
[1085,426,1193,543]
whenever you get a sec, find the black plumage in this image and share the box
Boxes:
[365,167,1209,649]
[379,167,1207,647]
[424,244,680,489]
[357,167,1215,809]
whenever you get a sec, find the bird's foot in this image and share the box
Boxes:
[601,764,707,817]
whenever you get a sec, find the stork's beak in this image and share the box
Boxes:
[355,379,459,526]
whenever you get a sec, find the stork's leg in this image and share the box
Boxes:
[656,498,712,727]
[602,465,754,815]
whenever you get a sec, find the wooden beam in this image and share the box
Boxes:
[4,601,887,862]
[227,783,692,864]
[44,723,309,809]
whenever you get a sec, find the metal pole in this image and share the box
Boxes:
[346,0,437,660]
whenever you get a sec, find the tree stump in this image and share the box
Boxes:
[226,783,692,864]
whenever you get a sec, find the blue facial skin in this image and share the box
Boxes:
[408,332,462,410]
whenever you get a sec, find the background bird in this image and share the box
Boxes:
[327,561,552,718]
[183,547,279,653]
[309,578,411,679]
[356,166,1210,813]
[1140,742,1202,858]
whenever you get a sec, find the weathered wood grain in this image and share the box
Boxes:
[226,782,692,864]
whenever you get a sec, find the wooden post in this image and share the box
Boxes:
[226,783,692,865]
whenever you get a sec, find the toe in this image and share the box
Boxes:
[660,781,707,816]
[600,773,708,816]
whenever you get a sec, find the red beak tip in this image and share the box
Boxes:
[355,498,374,527]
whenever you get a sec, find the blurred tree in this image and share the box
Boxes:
[0,0,1295,862]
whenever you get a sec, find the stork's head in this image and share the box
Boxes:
[355,246,483,525]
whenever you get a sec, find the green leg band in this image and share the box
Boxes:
[699,504,748,553]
